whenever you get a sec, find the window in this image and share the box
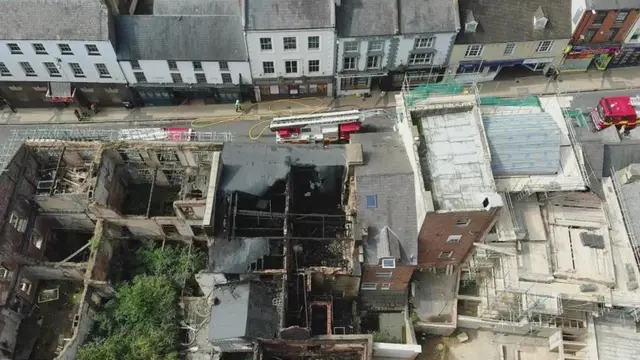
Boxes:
[192,61,203,71]
[308,60,320,73]
[361,283,377,290]
[584,29,597,42]
[592,11,607,25]
[285,60,298,73]
[7,43,22,54]
[130,60,141,70]
[414,37,434,48]
[0,62,10,76]
[503,43,516,55]
[95,63,111,78]
[9,212,27,232]
[408,53,433,65]
[134,72,147,83]
[162,224,178,235]
[456,219,470,227]
[376,271,393,278]
[19,62,36,77]
[58,43,72,55]
[365,195,377,208]
[465,45,483,57]
[344,41,358,52]
[167,60,178,70]
[308,36,320,50]
[263,61,275,74]
[605,29,618,41]
[283,37,297,50]
[31,232,44,249]
[381,258,396,268]
[380,283,391,290]
[366,55,381,69]
[615,11,628,24]
[0,266,9,279]
[32,43,47,54]
[195,73,207,83]
[171,73,183,83]
[446,235,462,243]
[68,62,85,77]
[43,62,61,77]
[536,40,553,52]
[260,37,273,51]
[19,278,32,294]
[85,44,100,55]
[368,40,384,52]
[221,73,232,84]
[343,57,356,70]
[439,251,453,259]
[219,61,229,71]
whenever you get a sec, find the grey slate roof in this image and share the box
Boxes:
[336,0,399,37]
[483,113,562,176]
[245,0,333,30]
[0,0,110,41]
[456,0,572,44]
[115,15,247,61]
[351,132,418,265]
[587,0,640,10]
[208,237,270,273]
[209,282,281,341]
[398,0,459,34]
[153,0,240,15]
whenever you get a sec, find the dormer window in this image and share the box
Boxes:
[465,10,478,33]
[381,258,396,269]
[534,6,548,30]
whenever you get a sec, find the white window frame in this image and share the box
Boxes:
[85,44,100,56]
[9,212,27,233]
[193,61,203,71]
[285,60,298,74]
[308,60,320,73]
[43,62,61,77]
[381,258,396,268]
[308,36,320,50]
[0,62,10,76]
[446,235,462,243]
[19,62,36,77]
[31,231,44,249]
[0,266,9,279]
[263,61,275,74]
[408,53,433,65]
[57,43,72,55]
[368,40,384,52]
[464,45,484,57]
[7,43,22,54]
[535,40,553,53]
[259,37,273,51]
[134,71,147,83]
[361,283,377,290]
[439,251,453,259]
[456,219,470,227]
[343,57,357,70]
[414,37,434,49]
[366,55,381,69]
[95,63,111,78]
[380,283,391,290]
[615,11,628,24]
[503,43,516,55]
[130,60,141,70]
[344,41,358,52]
[19,278,32,294]
[376,271,393,278]
[221,73,232,84]
[218,61,229,71]
[32,43,47,55]
[194,73,206,84]
[283,37,297,50]
[68,62,85,77]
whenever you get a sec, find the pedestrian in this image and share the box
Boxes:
[73,109,82,121]
[235,99,243,113]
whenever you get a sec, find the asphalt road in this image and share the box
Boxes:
[567,89,640,112]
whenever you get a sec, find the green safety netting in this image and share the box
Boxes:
[478,96,541,107]
[563,109,589,127]
[405,83,466,106]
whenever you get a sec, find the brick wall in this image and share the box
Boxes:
[417,208,500,268]
[573,9,639,44]
[361,264,415,291]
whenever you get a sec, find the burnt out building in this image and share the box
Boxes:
[258,335,373,360]
[206,142,365,354]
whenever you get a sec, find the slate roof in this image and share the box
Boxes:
[456,0,572,44]
[209,282,281,341]
[398,0,460,34]
[245,0,333,30]
[351,132,418,265]
[115,15,247,61]
[0,0,110,41]
[337,0,399,37]
[153,0,240,15]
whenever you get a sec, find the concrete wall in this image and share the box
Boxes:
[119,60,252,85]
[417,209,500,268]
[0,40,126,83]
[246,29,336,79]
[373,343,422,360]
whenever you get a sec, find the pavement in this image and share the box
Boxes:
[3,67,640,127]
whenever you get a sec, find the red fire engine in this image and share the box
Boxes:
[270,110,363,144]
[590,96,640,131]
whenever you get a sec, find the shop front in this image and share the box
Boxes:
[453,59,528,82]
[131,83,248,107]
[0,81,131,108]
[254,76,333,102]
[608,44,640,68]
[560,45,621,72]
[335,71,387,96]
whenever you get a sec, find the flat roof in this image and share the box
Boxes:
[419,106,498,210]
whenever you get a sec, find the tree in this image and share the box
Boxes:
[133,242,206,289]
[78,276,180,360]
